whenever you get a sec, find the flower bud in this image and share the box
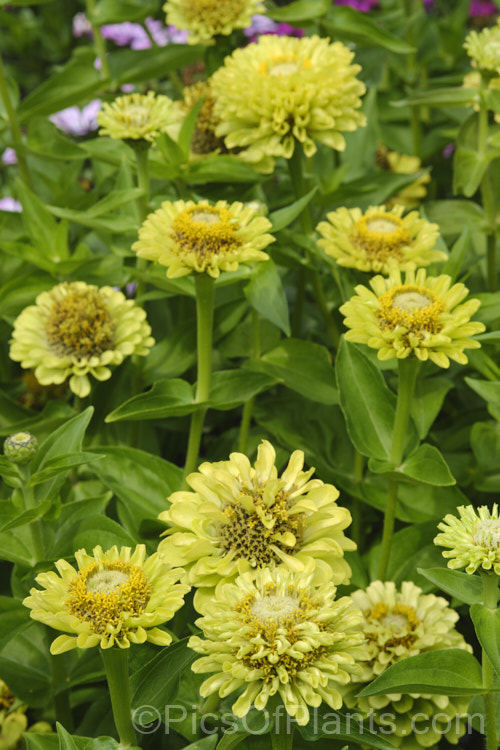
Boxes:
[3,432,38,464]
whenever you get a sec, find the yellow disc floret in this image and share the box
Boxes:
[164,0,264,45]
[45,286,114,358]
[97,91,182,143]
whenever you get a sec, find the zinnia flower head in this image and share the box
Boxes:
[188,567,368,725]
[464,25,500,75]
[9,281,154,398]
[163,0,264,45]
[158,440,356,603]
[316,204,444,275]
[210,34,366,173]
[339,267,485,367]
[132,199,274,278]
[376,145,431,209]
[97,91,180,143]
[172,81,230,158]
[23,545,190,654]
[435,504,500,575]
[344,580,471,748]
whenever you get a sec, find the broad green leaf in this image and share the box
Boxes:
[0,622,51,706]
[183,738,217,750]
[299,706,398,749]
[108,45,203,86]
[411,376,453,440]
[337,340,403,462]
[46,204,138,233]
[0,497,53,533]
[269,188,318,232]
[18,50,102,121]
[89,0,156,23]
[31,407,94,503]
[267,0,328,22]
[131,638,197,715]
[0,597,29,651]
[245,339,338,405]
[442,228,470,282]
[357,649,484,697]
[183,155,260,184]
[27,117,86,161]
[369,444,456,486]
[209,370,277,410]
[471,604,500,677]
[466,378,500,411]
[323,7,413,54]
[27,452,104,487]
[56,516,136,555]
[244,261,290,336]
[426,199,484,236]
[105,380,196,422]
[418,567,483,605]
[369,522,444,590]
[393,87,476,108]
[15,178,69,262]
[453,146,493,197]
[216,709,273,750]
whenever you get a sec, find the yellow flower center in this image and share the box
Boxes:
[474,519,500,549]
[484,40,500,62]
[45,286,115,358]
[377,284,445,335]
[351,212,411,263]
[183,0,247,27]
[171,205,241,262]
[191,94,227,155]
[120,105,150,129]
[218,486,305,567]
[258,55,312,77]
[0,682,15,710]
[66,561,151,635]
[234,585,325,679]
[365,602,420,651]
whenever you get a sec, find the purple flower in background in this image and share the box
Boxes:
[244,14,305,40]
[469,0,497,16]
[442,143,456,159]
[334,0,379,10]
[50,100,102,137]
[72,12,93,38]
[1,147,17,166]
[100,18,187,49]
[0,197,22,212]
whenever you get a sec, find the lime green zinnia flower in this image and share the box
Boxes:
[189,567,368,725]
[163,0,264,45]
[435,504,500,575]
[464,25,500,75]
[158,440,356,603]
[343,580,471,749]
[132,199,274,278]
[23,545,190,654]
[9,282,154,398]
[97,91,181,143]
[210,34,366,173]
[339,267,485,367]
[316,204,444,275]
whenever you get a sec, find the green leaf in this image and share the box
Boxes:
[357,649,484,697]
[31,407,94,503]
[106,380,196,422]
[267,0,329,22]
[453,146,492,197]
[0,597,29,651]
[337,340,409,462]
[411,376,453,440]
[299,706,398,749]
[27,452,104,487]
[56,515,136,554]
[244,261,290,336]
[269,188,318,232]
[369,444,456,486]
[0,622,51,706]
[17,50,102,121]
[245,339,338,405]
[90,0,156,23]
[369,522,444,590]
[15,178,69,261]
[216,709,272,750]
[131,638,197,716]
[209,370,277,410]
[393,87,476,108]
[323,8,413,54]
[418,567,483,605]
[108,45,203,86]
[0,497,53,533]
[442,228,470,282]
[183,155,260,184]
[426,199,484,236]
[466,378,500,411]
[471,604,500,678]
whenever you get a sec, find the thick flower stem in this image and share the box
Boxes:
[238,309,261,454]
[101,647,137,748]
[377,357,419,580]
[18,464,44,564]
[50,652,73,732]
[132,145,151,302]
[85,0,111,82]
[271,728,294,750]
[480,572,499,750]
[0,51,31,188]
[183,274,215,484]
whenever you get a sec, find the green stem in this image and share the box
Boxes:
[271,729,294,750]
[101,648,137,748]
[377,358,419,580]
[350,451,364,551]
[50,652,73,732]
[309,268,340,348]
[182,274,215,483]
[481,572,499,750]
[0,51,31,187]
[18,463,44,564]
[85,0,111,81]
[133,146,151,301]
[238,309,261,454]
[479,87,498,292]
